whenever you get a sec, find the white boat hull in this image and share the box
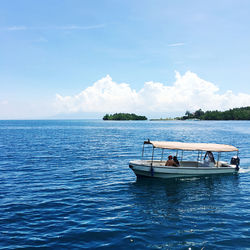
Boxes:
[129,160,238,179]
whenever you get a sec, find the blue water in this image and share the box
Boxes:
[0,120,249,249]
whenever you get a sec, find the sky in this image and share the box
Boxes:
[0,0,250,119]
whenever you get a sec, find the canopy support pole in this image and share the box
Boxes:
[217,152,220,167]
[161,149,164,161]
[151,147,155,165]
[150,147,155,176]
[141,144,145,160]
[197,151,200,162]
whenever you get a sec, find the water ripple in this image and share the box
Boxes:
[0,120,249,249]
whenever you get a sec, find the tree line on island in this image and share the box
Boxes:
[103,113,147,120]
[177,106,250,120]
[102,106,250,120]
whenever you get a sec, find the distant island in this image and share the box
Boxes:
[103,113,147,120]
[176,106,250,120]
[103,107,250,121]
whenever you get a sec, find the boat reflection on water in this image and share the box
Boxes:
[128,174,241,248]
[133,174,241,200]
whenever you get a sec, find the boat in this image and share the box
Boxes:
[129,140,240,178]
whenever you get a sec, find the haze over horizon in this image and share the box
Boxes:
[1,0,250,119]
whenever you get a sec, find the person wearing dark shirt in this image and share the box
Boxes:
[204,151,215,163]
[173,156,180,166]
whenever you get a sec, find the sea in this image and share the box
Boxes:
[0,120,249,249]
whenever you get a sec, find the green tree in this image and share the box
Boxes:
[103,113,147,120]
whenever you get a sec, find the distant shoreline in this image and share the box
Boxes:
[150,118,201,121]
[150,106,250,121]
[149,118,176,121]
[176,106,250,120]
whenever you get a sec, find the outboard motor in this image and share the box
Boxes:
[230,156,240,171]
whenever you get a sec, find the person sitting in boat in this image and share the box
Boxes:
[173,156,180,166]
[204,151,215,163]
[165,155,178,166]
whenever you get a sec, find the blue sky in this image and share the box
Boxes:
[0,0,250,119]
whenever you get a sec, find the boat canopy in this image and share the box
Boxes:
[144,140,238,152]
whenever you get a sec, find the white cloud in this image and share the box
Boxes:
[1,24,105,31]
[0,100,8,105]
[55,75,140,113]
[168,43,185,47]
[55,71,250,114]
[33,37,48,43]
[54,24,105,30]
[3,26,28,31]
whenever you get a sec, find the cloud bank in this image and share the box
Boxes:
[55,71,250,115]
